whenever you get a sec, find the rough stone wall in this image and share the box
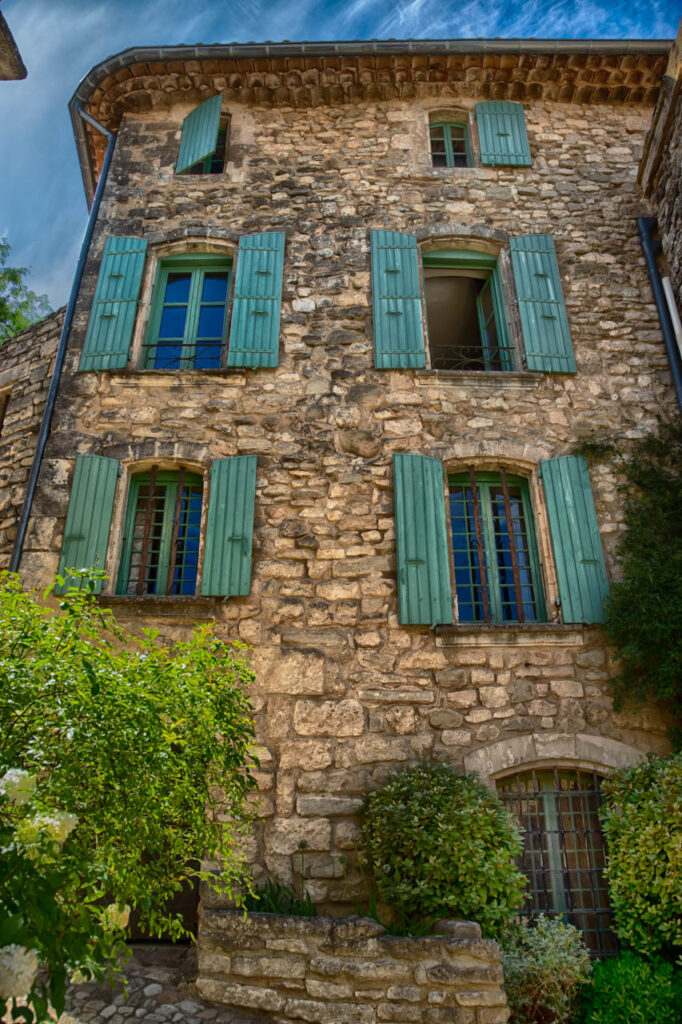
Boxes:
[198,910,508,1024]
[0,308,63,565]
[14,94,678,905]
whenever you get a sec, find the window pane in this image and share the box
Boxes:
[197,304,226,338]
[158,305,187,339]
[202,272,229,303]
[425,275,484,370]
[171,484,203,595]
[164,273,191,303]
[449,484,489,622]
[489,484,537,621]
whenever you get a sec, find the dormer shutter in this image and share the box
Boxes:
[175,94,223,174]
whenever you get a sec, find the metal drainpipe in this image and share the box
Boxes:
[9,103,116,573]
[637,216,682,417]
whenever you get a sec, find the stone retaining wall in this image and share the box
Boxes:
[197,910,508,1024]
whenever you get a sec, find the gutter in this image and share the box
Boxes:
[637,217,682,416]
[69,36,671,204]
[9,103,116,574]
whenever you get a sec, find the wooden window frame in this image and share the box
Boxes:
[423,249,515,372]
[143,254,232,370]
[429,120,471,168]
[116,468,204,596]
[497,767,617,955]
[448,469,544,624]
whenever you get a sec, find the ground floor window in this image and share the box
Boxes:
[117,468,203,596]
[497,768,616,955]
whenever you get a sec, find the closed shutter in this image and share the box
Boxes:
[540,455,609,623]
[175,94,223,174]
[78,237,147,371]
[510,235,576,373]
[475,101,532,167]
[227,233,285,368]
[56,455,119,594]
[372,230,426,369]
[393,454,453,626]
[201,456,257,597]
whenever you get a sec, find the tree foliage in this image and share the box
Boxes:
[600,420,682,722]
[359,760,526,937]
[0,238,51,342]
[0,571,257,1021]
[600,753,682,962]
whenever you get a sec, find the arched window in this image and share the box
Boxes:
[497,767,617,955]
[429,121,471,168]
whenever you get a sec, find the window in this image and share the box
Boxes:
[371,231,576,374]
[423,250,514,371]
[430,121,470,168]
[144,256,231,369]
[497,768,616,955]
[116,468,203,596]
[393,453,608,629]
[449,469,543,623]
[186,120,228,175]
[56,454,258,599]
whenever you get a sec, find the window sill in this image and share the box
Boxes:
[101,368,249,387]
[434,622,586,647]
[415,369,541,389]
[98,595,220,619]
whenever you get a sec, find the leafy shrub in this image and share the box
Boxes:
[580,952,682,1024]
[501,916,591,1024]
[243,877,316,916]
[0,572,257,1021]
[359,760,526,937]
[600,753,682,960]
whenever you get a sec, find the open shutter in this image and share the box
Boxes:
[475,101,531,166]
[56,455,119,594]
[175,94,223,174]
[227,233,285,368]
[393,454,453,626]
[78,237,147,371]
[201,456,257,597]
[510,235,576,373]
[372,230,426,369]
[540,455,609,623]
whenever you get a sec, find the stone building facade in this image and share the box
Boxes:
[4,37,680,968]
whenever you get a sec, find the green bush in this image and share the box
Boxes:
[359,760,526,937]
[501,916,591,1024]
[600,753,682,960]
[580,952,682,1024]
[243,877,316,916]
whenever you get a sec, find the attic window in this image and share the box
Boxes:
[187,119,229,175]
[430,121,470,168]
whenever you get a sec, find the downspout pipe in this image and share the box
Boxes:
[9,104,116,573]
[637,216,682,417]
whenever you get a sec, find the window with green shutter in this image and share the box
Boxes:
[56,455,120,594]
[175,95,226,175]
[475,101,531,167]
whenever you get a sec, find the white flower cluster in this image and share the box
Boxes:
[0,769,36,806]
[0,944,39,1000]
[15,810,78,853]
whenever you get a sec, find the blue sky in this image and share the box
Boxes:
[0,0,679,309]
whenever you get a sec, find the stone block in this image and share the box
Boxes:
[269,818,332,855]
[284,998,375,1024]
[195,979,284,1013]
[294,698,365,736]
[231,954,305,980]
[279,740,333,770]
[296,795,364,816]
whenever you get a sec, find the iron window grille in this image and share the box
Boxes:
[143,255,231,370]
[430,121,471,168]
[497,768,617,955]
[117,468,204,596]
[448,468,543,623]
[423,250,515,372]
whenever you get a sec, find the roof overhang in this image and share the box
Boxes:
[0,11,27,80]
[69,37,672,205]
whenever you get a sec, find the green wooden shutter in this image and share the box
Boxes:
[510,235,576,373]
[201,456,257,597]
[540,455,609,624]
[475,101,531,167]
[393,454,453,626]
[227,233,285,368]
[56,454,119,594]
[372,230,426,369]
[78,237,147,371]
[175,94,223,174]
